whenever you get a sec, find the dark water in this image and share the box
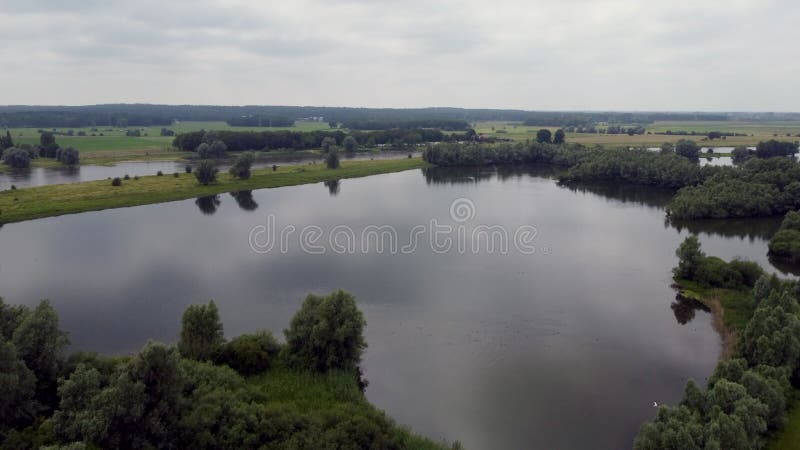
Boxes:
[0,151,419,190]
[0,166,784,449]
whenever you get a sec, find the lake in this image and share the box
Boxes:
[0,165,784,449]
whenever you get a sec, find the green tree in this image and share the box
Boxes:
[39,132,56,148]
[2,147,31,168]
[536,129,552,144]
[673,235,704,280]
[12,300,69,409]
[660,142,674,155]
[284,290,367,372]
[194,160,218,185]
[209,140,227,158]
[553,129,565,144]
[228,152,255,179]
[321,137,337,153]
[0,297,29,340]
[325,149,340,169]
[674,139,700,159]
[342,135,357,152]
[178,301,224,361]
[216,331,281,375]
[0,339,37,428]
[55,147,79,166]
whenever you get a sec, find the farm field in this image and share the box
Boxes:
[474,120,800,147]
[3,121,332,164]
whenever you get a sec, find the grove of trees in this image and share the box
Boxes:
[0,292,455,449]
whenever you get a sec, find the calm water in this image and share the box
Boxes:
[0,166,785,449]
[0,151,419,190]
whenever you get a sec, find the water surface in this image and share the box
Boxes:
[0,166,783,449]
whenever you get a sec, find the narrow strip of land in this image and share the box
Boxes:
[0,158,430,224]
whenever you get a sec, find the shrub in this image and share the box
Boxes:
[185,165,192,174]
[216,331,281,375]
[343,135,357,152]
[156,170,163,176]
[228,152,255,179]
[111,177,122,187]
[284,290,367,372]
[123,174,130,180]
[2,148,31,168]
[55,147,79,165]
[194,160,218,185]
[675,139,700,159]
[173,172,179,178]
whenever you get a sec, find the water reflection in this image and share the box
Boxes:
[767,256,800,277]
[669,217,781,242]
[230,191,258,211]
[671,294,711,325]
[195,195,221,215]
[422,164,560,185]
[560,182,674,209]
[324,179,341,196]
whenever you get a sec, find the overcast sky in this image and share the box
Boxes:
[0,0,797,110]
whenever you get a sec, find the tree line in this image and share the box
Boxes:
[1,131,79,169]
[423,139,800,220]
[634,237,800,449]
[0,291,457,449]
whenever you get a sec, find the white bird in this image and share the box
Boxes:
[652,402,659,407]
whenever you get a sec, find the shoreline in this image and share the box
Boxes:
[0,158,430,224]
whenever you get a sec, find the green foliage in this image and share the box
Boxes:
[732,146,754,164]
[674,235,704,280]
[553,129,565,144]
[342,135,357,152]
[2,147,31,168]
[178,301,224,362]
[675,139,700,159]
[194,160,218,185]
[325,150,340,169]
[638,253,800,449]
[0,339,37,428]
[110,177,121,187]
[216,331,281,375]
[756,140,798,159]
[12,300,69,410]
[321,136,336,153]
[285,290,367,372]
[55,147,79,166]
[535,129,552,143]
[769,211,800,262]
[228,151,255,180]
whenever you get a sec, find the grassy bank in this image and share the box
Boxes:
[0,157,429,224]
[672,278,754,358]
[770,399,800,450]
[247,368,449,449]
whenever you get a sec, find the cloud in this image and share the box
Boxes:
[0,0,797,110]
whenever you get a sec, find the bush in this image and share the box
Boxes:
[123,174,130,180]
[228,152,255,179]
[111,177,122,187]
[2,147,31,168]
[185,165,192,174]
[173,172,179,178]
[216,331,281,375]
[55,147,79,165]
[284,290,367,372]
[156,170,163,176]
[343,136,357,152]
[194,160,218,185]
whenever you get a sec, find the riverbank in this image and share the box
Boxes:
[671,278,754,359]
[0,157,430,224]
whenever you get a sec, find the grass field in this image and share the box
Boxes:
[769,398,800,450]
[0,157,429,224]
[473,120,800,147]
[3,121,333,164]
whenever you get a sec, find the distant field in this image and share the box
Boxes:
[3,121,333,164]
[473,120,800,147]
